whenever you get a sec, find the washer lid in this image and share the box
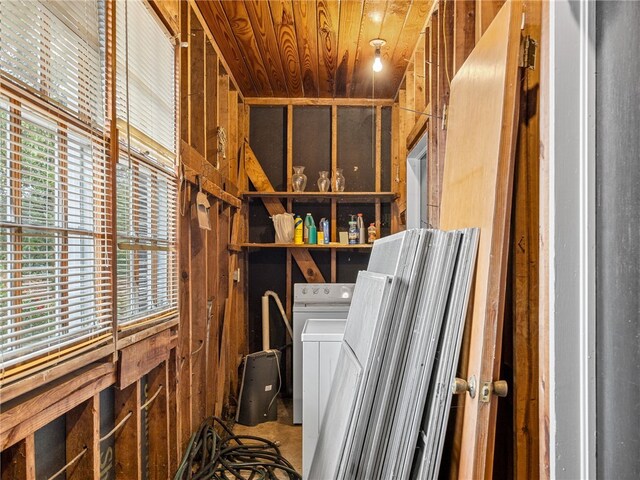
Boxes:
[301,319,346,342]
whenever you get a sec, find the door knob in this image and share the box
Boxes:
[451,376,476,398]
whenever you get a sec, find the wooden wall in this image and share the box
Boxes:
[0,0,544,478]
[399,1,541,478]
[0,1,248,478]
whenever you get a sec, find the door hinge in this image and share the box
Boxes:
[519,36,537,70]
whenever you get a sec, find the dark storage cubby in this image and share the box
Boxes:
[249,106,287,190]
[293,106,332,188]
[337,106,376,192]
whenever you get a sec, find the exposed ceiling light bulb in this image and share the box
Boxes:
[369,38,386,73]
[373,50,383,72]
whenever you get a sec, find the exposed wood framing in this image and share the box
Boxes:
[244,97,394,106]
[538,1,551,478]
[147,362,170,479]
[397,2,542,476]
[117,330,171,390]
[1,363,115,451]
[244,142,325,283]
[476,0,505,42]
[114,381,141,479]
[512,2,541,478]
[65,396,99,479]
[1,0,248,473]
[0,437,35,480]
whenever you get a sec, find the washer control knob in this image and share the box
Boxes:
[302,288,307,295]
[324,288,330,295]
[312,288,319,294]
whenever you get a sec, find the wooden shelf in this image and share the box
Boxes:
[232,242,373,250]
[242,191,397,203]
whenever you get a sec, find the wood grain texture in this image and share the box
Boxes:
[292,0,320,96]
[177,186,192,450]
[228,90,239,183]
[189,9,206,156]
[512,2,541,478]
[190,0,253,98]
[215,206,231,416]
[350,0,387,98]
[0,364,115,450]
[205,40,219,167]
[218,73,230,177]
[117,329,171,390]
[334,1,363,96]
[427,13,440,227]
[220,0,274,95]
[65,396,99,479]
[114,381,141,480]
[316,0,340,97]
[244,0,289,96]
[205,202,220,417]
[414,39,426,121]
[475,0,505,42]
[198,1,431,99]
[269,1,304,96]
[1,439,28,480]
[189,193,207,428]
[194,0,257,95]
[453,0,476,75]
[147,363,170,480]
[437,2,522,478]
[383,0,433,98]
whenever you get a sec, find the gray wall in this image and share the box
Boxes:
[596,2,640,478]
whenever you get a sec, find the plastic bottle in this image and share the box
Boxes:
[348,215,358,244]
[309,224,317,245]
[294,215,303,244]
[304,213,314,244]
[368,223,377,243]
[357,213,366,244]
[320,218,330,244]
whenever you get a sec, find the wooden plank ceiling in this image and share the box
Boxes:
[195,1,434,99]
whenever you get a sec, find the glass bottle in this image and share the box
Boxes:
[333,168,345,192]
[292,166,307,192]
[317,171,330,192]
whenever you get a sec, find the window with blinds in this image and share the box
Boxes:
[0,1,111,384]
[115,0,178,331]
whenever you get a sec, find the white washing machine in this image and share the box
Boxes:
[292,283,354,425]
[302,319,346,478]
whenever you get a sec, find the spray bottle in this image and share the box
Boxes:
[348,215,358,244]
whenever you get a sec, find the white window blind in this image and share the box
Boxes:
[0,1,111,383]
[115,0,178,330]
[115,0,176,157]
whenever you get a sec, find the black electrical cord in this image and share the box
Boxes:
[173,416,301,480]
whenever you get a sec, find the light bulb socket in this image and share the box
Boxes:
[369,38,386,73]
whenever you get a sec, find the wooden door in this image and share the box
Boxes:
[438,1,523,478]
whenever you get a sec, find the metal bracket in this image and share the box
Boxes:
[452,375,476,399]
[480,380,509,403]
[519,36,537,70]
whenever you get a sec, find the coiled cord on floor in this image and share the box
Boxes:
[173,416,301,480]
